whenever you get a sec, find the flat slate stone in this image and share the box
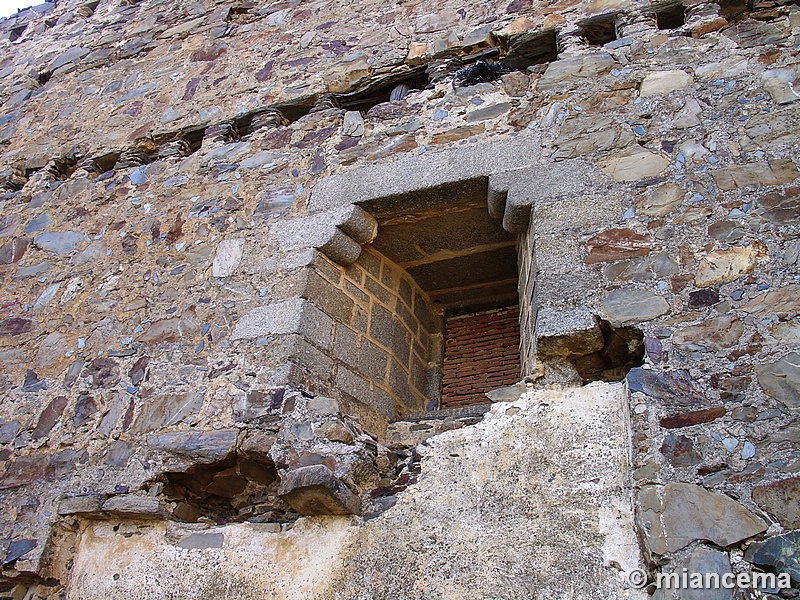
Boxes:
[147,429,238,463]
[34,231,83,255]
[58,495,106,516]
[743,285,800,315]
[600,288,670,325]
[2,539,37,566]
[756,352,800,409]
[636,182,684,217]
[102,495,166,518]
[639,70,693,97]
[638,483,766,555]
[673,315,743,352]
[653,545,734,600]
[745,531,800,583]
[177,532,225,550]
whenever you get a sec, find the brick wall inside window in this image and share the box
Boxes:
[441,306,521,408]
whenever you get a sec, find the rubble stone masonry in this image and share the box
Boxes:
[0,0,799,596]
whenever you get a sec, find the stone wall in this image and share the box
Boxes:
[1,0,800,597]
[306,246,442,418]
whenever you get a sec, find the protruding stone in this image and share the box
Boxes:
[34,231,84,255]
[536,307,604,359]
[58,495,106,516]
[537,53,616,91]
[335,205,378,245]
[584,228,650,264]
[212,238,244,278]
[627,369,706,406]
[743,285,800,315]
[636,183,684,217]
[342,111,365,137]
[660,433,701,467]
[745,531,800,583]
[762,67,800,105]
[711,159,798,190]
[759,186,800,225]
[277,465,361,516]
[147,429,238,463]
[652,546,733,600]
[660,407,725,429]
[637,483,767,555]
[102,495,166,518]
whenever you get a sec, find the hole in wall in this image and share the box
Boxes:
[717,0,751,22]
[227,4,258,24]
[579,13,620,45]
[76,0,101,18]
[653,3,687,29]
[500,28,558,71]
[9,24,27,42]
[159,455,296,524]
[336,67,430,112]
[569,319,644,383]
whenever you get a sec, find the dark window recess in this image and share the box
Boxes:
[498,28,558,72]
[653,3,687,29]
[364,178,521,411]
[570,319,644,383]
[37,70,52,86]
[717,0,751,22]
[158,454,296,524]
[441,306,521,409]
[579,13,620,45]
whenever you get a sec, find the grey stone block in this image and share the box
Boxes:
[536,307,604,359]
[300,301,334,351]
[57,495,106,516]
[277,465,361,515]
[231,297,305,340]
[177,532,225,550]
[102,495,167,518]
[147,430,238,463]
[310,134,543,212]
[336,205,378,245]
